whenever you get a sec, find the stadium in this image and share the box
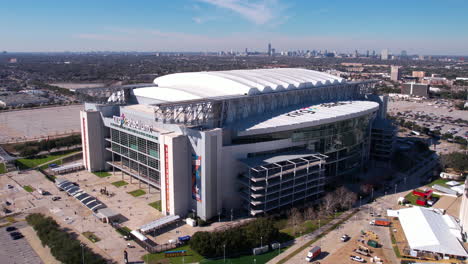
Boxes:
[80,68,393,220]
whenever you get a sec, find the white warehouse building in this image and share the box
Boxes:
[80,68,392,220]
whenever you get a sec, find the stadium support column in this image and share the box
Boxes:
[80,110,107,172]
[159,132,189,217]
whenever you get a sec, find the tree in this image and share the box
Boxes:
[441,152,468,173]
[335,186,358,210]
[304,207,317,221]
[320,192,339,215]
[288,208,303,227]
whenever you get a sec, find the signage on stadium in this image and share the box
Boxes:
[113,113,155,133]
[164,144,170,213]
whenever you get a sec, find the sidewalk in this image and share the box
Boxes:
[267,209,356,264]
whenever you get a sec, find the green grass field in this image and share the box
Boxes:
[404,191,441,207]
[143,245,204,264]
[279,212,343,238]
[428,178,462,188]
[16,150,78,169]
[93,171,111,178]
[39,160,62,170]
[149,201,162,211]
[23,185,35,192]
[83,232,101,243]
[128,189,146,197]
[111,180,128,187]
[0,163,6,174]
[115,226,131,236]
[201,248,288,264]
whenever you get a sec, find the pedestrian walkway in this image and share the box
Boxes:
[268,209,357,264]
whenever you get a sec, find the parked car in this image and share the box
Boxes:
[11,234,23,240]
[51,196,61,201]
[6,226,17,232]
[341,234,350,242]
[7,184,13,189]
[10,232,21,237]
[350,255,365,262]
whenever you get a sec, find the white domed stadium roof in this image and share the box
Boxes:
[133,68,345,103]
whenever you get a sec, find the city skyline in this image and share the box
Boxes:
[1,0,468,55]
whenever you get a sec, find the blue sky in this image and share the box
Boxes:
[1,0,468,54]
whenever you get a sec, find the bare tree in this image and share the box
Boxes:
[288,208,303,227]
[321,192,339,215]
[304,207,317,220]
[333,186,358,210]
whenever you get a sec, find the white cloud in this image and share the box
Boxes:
[197,0,285,25]
[192,16,218,24]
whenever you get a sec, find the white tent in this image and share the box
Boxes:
[397,207,467,257]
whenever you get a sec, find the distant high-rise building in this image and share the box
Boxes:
[390,66,401,81]
[366,50,369,57]
[268,43,272,56]
[245,48,248,54]
[401,50,407,57]
[381,49,389,60]
[271,48,276,56]
[419,55,425,60]
[372,50,376,57]
[354,50,359,58]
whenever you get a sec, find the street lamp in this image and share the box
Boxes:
[359,196,362,208]
[223,244,226,263]
[371,187,374,201]
[80,243,85,264]
[231,208,233,222]
[260,236,263,248]
[394,184,397,194]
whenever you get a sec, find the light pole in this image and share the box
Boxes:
[223,244,226,263]
[80,243,85,264]
[231,208,233,222]
[394,184,397,194]
[218,210,221,222]
[371,187,374,201]
[260,236,263,248]
[359,196,362,208]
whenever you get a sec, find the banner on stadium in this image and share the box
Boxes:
[192,154,202,202]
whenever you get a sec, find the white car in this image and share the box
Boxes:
[341,234,350,242]
[350,255,365,262]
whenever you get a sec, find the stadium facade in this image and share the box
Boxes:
[80,68,393,220]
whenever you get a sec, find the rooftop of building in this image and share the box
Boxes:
[395,206,467,257]
[235,100,379,136]
[132,68,346,103]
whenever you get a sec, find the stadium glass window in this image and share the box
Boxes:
[129,150,137,160]
[120,132,128,146]
[138,138,147,154]
[148,141,159,158]
[138,153,148,165]
[129,135,137,150]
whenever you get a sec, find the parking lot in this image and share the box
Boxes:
[0,169,164,263]
[0,221,43,264]
[388,99,468,138]
[0,105,83,143]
